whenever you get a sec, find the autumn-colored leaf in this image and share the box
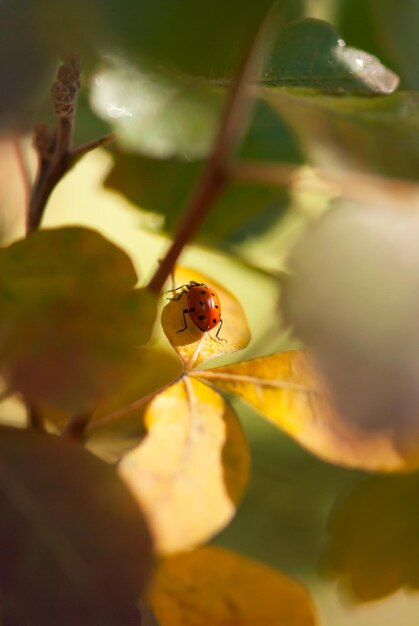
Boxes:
[161,266,250,369]
[86,347,183,463]
[0,227,157,413]
[194,351,419,471]
[324,473,419,602]
[41,346,182,460]
[0,426,153,626]
[118,378,249,553]
[147,545,317,626]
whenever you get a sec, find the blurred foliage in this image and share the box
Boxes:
[148,545,317,626]
[0,227,156,413]
[0,426,153,626]
[2,1,419,624]
[324,472,419,602]
[196,351,419,471]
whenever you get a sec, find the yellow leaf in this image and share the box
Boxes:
[148,546,317,626]
[193,351,419,471]
[118,378,249,553]
[161,266,250,369]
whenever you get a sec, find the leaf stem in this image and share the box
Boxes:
[147,10,274,295]
[27,404,45,431]
[61,412,91,441]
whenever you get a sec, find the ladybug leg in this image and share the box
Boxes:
[177,308,189,333]
[215,318,227,342]
[166,286,188,301]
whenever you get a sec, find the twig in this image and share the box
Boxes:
[229,160,299,187]
[27,404,45,431]
[71,132,116,161]
[147,8,275,295]
[27,55,117,234]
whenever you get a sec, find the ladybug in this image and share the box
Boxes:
[167,281,225,340]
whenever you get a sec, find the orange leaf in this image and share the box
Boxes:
[118,378,249,553]
[148,546,317,626]
[194,351,419,471]
[161,266,250,369]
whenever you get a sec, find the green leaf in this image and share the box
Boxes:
[0,227,157,413]
[263,18,399,94]
[104,98,302,246]
[105,151,290,246]
[324,473,419,602]
[265,89,419,180]
[90,57,223,160]
[0,426,153,626]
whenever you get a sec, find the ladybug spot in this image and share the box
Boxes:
[215,305,219,309]
[199,301,205,305]
[211,292,215,296]
[198,315,205,321]
[213,318,217,324]
[200,290,206,295]
[189,307,195,312]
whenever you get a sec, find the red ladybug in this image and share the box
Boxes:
[167,281,224,340]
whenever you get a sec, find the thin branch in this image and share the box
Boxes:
[28,55,81,233]
[27,404,45,431]
[71,132,116,160]
[147,8,275,295]
[229,160,299,187]
[27,55,117,234]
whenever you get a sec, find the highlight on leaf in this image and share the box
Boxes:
[147,545,317,626]
[161,266,251,369]
[193,351,419,472]
[118,378,249,553]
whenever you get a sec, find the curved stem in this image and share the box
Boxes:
[147,9,274,295]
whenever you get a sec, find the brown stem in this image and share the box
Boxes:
[147,9,274,295]
[27,56,117,234]
[71,132,116,160]
[61,412,91,441]
[27,404,45,431]
[229,160,300,187]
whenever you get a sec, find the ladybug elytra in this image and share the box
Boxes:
[167,281,225,340]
